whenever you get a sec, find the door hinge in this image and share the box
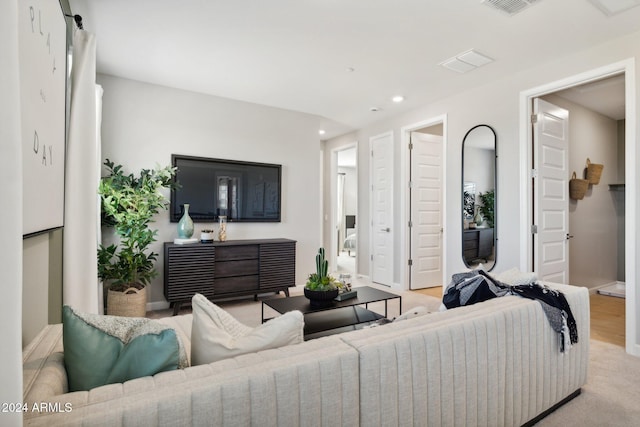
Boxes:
[531,169,538,179]
[408,220,413,228]
[408,259,413,266]
[531,224,538,234]
[371,254,374,261]
[408,142,413,150]
[408,180,413,188]
[531,114,538,124]
[371,150,374,157]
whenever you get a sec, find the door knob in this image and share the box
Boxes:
[566,233,574,240]
[380,227,390,232]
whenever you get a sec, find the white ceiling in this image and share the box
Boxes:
[68,0,639,138]
[554,74,626,120]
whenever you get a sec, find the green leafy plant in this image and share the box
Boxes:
[305,247,341,291]
[97,159,176,292]
[478,189,495,228]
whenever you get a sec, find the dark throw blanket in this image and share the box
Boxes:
[443,270,578,352]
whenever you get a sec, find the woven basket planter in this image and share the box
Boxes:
[107,286,147,317]
[586,158,604,185]
[569,171,589,200]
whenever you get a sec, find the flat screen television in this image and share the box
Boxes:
[170,154,282,223]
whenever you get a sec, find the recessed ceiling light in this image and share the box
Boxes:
[318,129,326,135]
[392,95,405,103]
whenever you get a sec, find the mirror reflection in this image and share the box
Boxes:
[462,125,497,270]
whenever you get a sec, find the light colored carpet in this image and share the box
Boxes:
[151,283,640,426]
[535,338,640,426]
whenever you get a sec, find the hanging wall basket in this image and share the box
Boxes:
[569,171,589,200]
[585,158,604,185]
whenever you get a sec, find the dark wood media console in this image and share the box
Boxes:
[164,238,296,315]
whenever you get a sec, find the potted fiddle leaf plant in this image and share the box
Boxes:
[97,159,176,317]
[478,189,495,228]
[304,248,342,308]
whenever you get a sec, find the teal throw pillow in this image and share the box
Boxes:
[63,305,188,392]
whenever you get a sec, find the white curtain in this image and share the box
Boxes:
[63,29,100,313]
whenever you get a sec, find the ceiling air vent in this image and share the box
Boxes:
[481,0,542,16]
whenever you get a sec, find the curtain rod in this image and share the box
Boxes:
[65,14,84,30]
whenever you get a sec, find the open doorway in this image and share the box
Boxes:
[335,146,357,276]
[522,60,637,355]
[540,75,626,292]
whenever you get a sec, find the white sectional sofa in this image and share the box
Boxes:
[22,282,589,426]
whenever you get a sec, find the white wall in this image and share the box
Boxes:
[543,93,620,289]
[0,0,24,423]
[98,74,324,306]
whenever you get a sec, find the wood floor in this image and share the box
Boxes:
[412,286,626,347]
[590,292,625,347]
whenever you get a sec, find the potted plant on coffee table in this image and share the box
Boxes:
[97,159,176,317]
[304,248,342,308]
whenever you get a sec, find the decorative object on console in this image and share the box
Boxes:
[177,203,194,238]
[218,215,227,241]
[304,247,342,308]
[200,229,215,243]
[585,157,603,185]
[473,206,483,226]
[97,159,176,317]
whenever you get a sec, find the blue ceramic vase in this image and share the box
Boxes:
[177,204,194,238]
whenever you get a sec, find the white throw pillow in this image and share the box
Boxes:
[394,305,430,322]
[494,267,538,286]
[191,293,304,365]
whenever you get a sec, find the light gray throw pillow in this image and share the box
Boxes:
[191,293,304,365]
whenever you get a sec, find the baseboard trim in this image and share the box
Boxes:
[521,388,581,427]
[590,281,625,294]
[147,301,170,311]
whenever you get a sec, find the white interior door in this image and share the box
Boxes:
[410,132,443,289]
[371,132,394,286]
[533,98,570,283]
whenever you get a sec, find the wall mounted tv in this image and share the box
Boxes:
[170,155,282,223]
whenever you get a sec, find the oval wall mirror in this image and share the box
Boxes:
[462,124,497,270]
